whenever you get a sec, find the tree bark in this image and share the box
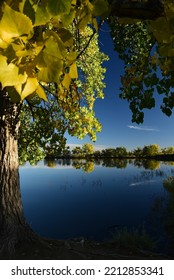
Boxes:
[0,89,34,258]
[108,0,164,20]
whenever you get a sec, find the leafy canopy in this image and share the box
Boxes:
[0,0,109,163]
[109,0,174,123]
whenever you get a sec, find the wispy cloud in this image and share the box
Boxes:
[128,125,159,132]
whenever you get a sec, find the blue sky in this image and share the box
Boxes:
[66,24,174,151]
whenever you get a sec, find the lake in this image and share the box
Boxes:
[19,159,174,255]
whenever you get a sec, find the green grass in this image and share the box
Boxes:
[111,226,157,252]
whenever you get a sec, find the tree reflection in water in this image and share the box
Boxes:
[163,176,174,252]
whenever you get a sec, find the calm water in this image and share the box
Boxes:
[19,159,174,252]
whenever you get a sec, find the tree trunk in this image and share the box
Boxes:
[0,89,34,258]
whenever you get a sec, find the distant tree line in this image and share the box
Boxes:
[44,143,174,160]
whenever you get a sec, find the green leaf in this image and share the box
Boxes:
[150,17,172,43]
[4,44,16,63]
[34,5,51,26]
[47,0,72,16]
[61,9,76,27]
[57,28,73,47]
[0,3,33,44]
[44,33,66,58]
[78,12,91,30]
[23,0,35,24]
[37,35,65,83]
[19,0,35,24]
[156,85,163,94]
[161,106,172,117]
[93,0,110,17]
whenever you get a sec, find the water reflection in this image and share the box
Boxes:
[102,158,128,169]
[163,176,174,253]
[43,158,162,170]
[20,159,174,256]
[134,159,161,170]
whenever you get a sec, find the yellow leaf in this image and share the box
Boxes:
[0,55,27,88]
[14,83,22,94]
[92,18,98,31]
[0,38,8,48]
[36,84,48,101]
[38,58,63,83]
[21,77,38,100]
[69,63,78,79]
[67,51,77,63]
[44,35,63,59]
[62,73,71,89]
[38,68,50,83]
[0,3,33,44]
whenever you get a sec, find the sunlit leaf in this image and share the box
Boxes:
[69,63,78,79]
[21,77,38,99]
[0,3,33,43]
[0,55,27,88]
[62,73,71,89]
[67,51,77,63]
[0,38,8,48]
[36,84,48,101]
[14,83,22,94]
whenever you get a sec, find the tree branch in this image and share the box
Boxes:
[76,20,103,61]
[108,0,165,20]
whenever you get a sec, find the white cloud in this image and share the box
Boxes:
[93,145,108,151]
[66,143,82,150]
[128,125,159,132]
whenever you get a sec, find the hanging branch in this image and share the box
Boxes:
[108,0,164,20]
[76,20,103,61]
